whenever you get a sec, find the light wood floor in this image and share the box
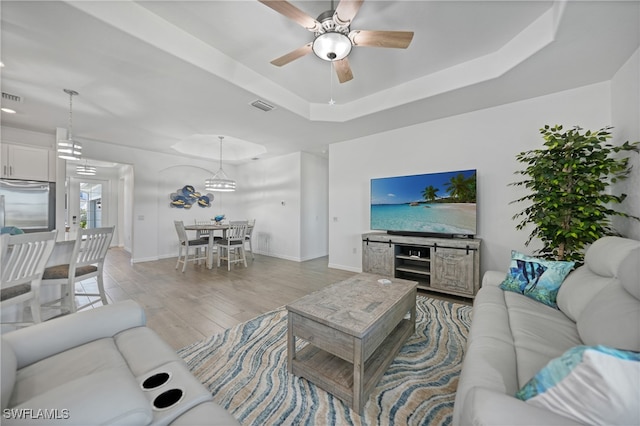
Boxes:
[99,248,357,349]
[83,248,470,350]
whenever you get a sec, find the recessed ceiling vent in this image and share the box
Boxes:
[2,92,23,103]
[250,99,275,112]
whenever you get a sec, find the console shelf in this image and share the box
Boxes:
[362,233,481,298]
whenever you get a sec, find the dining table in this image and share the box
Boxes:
[184,223,251,269]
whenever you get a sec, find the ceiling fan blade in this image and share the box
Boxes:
[333,58,354,84]
[349,30,414,49]
[333,0,364,26]
[258,0,321,32]
[270,43,313,67]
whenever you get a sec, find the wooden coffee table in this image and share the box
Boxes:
[286,273,417,413]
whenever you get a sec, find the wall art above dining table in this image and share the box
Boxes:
[169,185,213,209]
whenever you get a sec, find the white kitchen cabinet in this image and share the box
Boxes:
[1,143,52,181]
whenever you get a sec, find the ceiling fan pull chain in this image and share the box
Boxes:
[329,61,335,105]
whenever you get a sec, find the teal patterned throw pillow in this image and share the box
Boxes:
[499,251,574,308]
[516,345,640,425]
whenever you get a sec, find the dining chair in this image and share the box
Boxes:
[245,219,256,259]
[216,221,248,271]
[1,230,57,326]
[174,220,208,272]
[194,219,223,244]
[194,219,212,240]
[41,226,115,314]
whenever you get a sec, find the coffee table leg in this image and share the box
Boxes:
[287,314,295,373]
[353,338,365,413]
[410,304,416,330]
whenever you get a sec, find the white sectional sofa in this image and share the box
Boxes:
[453,236,640,425]
[1,300,239,425]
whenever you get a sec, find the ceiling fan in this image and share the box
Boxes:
[258,0,414,83]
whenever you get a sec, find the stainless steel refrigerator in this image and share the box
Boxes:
[0,179,56,232]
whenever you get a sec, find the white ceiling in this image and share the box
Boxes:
[1,1,639,164]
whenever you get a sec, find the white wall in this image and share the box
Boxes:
[234,151,329,262]
[120,165,133,252]
[300,152,329,261]
[611,48,640,240]
[328,81,612,274]
[235,152,301,260]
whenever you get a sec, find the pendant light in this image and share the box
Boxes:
[205,136,236,192]
[76,160,96,176]
[57,89,82,160]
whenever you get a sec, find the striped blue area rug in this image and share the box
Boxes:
[178,296,472,425]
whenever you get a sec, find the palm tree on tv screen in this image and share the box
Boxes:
[445,173,476,203]
[421,185,439,202]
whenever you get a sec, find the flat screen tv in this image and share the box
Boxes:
[370,169,477,238]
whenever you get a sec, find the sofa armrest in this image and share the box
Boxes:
[482,270,506,288]
[2,300,146,369]
[460,387,584,426]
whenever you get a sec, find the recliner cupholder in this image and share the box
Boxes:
[142,372,171,390]
[153,388,184,410]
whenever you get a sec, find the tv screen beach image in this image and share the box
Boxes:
[371,169,477,235]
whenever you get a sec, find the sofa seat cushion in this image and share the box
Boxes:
[504,292,582,385]
[453,284,521,425]
[6,369,152,425]
[8,338,152,425]
[115,326,182,376]
[10,338,126,407]
[465,283,513,346]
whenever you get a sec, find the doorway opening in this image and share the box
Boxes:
[80,182,103,229]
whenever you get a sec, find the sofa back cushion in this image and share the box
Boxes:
[584,237,640,277]
[577,246,640,351]
[556,267,616,322]
[620,246,640,300]
[1,339,17,410]
[557,237,640,322]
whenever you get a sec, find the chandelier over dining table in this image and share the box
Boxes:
[205,136,236,192]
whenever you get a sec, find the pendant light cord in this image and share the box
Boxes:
[68,91,74,139]
[63,88,78,139]
[219,136,224,171]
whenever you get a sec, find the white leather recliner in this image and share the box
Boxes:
[1,300,239,425]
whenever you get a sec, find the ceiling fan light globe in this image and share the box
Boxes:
[312,32,352,61]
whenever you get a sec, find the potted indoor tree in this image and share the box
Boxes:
[510,124,639,262]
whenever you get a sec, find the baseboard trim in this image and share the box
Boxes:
[327,263,361,273]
